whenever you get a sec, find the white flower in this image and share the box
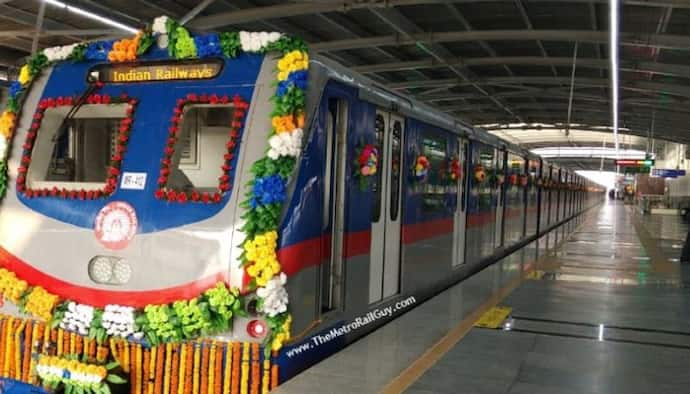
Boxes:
[240,31,282,52]
[43,44,78,62]
[157,34,169,49]
[0,137,7,159]
[152,16,170,35]
[267,128,303,160]
[256,273,289,317]
[102,304,141,338]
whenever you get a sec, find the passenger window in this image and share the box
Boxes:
[26,103,130,191]
[167,104,235,192]
[390,120,402,221]
[420,132,447,212]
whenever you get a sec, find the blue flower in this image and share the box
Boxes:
[9,81,22,98]
[193,34,222,58]
[275,70,308,97]
[250,175,286,208]
[85,41,114,60]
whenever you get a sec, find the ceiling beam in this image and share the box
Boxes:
[189,0,690,30]
[311,30,690,53]
[352,56,690,79]
[368,6,522,121]
[388,76,690,98]
[438,101,690,114]
[0,29,124,37]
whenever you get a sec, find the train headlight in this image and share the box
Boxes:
[247,319,268,339]
[88,256,131,285]
[88,256,113,283]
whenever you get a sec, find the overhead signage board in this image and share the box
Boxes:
[652,169,686,178]
[622,166,650,174]
[615,159,654,167]
[92,60,222,83]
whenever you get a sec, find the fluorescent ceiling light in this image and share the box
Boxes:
[576,170,616,189]
[531,147,648,160]
[610,0,620,159]
[42,0,138,34]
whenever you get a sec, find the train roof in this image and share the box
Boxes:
[311,54,542,162]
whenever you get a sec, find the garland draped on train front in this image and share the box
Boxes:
[0,15,307,359]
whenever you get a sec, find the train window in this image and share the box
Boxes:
[390,120,402,221]
[372,114,385,222]
[420,133,447,212]
[168,104,235,192]
[27,103,129,190]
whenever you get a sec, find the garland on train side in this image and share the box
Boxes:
[0,314,279,393]
[0,16,306,356]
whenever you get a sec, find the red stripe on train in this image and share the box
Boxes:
[0,245,226,307]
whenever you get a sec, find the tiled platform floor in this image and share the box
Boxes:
[277,201,690,394]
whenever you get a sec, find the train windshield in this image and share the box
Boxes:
[168,103,235,193]
[27,103,129,191]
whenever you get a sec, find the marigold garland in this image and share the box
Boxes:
[208,341,216,394]
[223,343,232,394]
[0,15,294,393]
[21,322,32,381]
[56,329,63,356]
[193,342,201,394]
[3,317,13,376]
[201,341,210,394]
[170,343,179,393]
[232,343,240,394]
[240,343,249,394]
[177,343,186,394]
[108,33,141,62]
[215,342,223,394]
[135,343,143,394]
[261,360,270,394]
[163,343,171,394]
[251,343,260,394]
[155,345,165,394]
[184,343,193,394]
[13,321,23,379]
[148,346,157,394]
[143,348,150,394]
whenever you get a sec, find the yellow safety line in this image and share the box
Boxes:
[381,211,591,394]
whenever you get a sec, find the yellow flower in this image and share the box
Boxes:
[271,333,286,351]
[265,231,278,244]
[270,261,281,274]
[18,65,31,85]
[96,366,107,379]
[0,112,13,138]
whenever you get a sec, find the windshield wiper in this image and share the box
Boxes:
[51,82,100,143]
[47,82,101,176]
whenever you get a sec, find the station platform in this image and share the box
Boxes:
[275,201,690,394]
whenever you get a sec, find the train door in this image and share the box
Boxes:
[369,110,404,304]
[320,96,349,315]
[495,149,506,248]
[452,138,469,267]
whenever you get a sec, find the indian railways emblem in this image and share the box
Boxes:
[94,201,138,250]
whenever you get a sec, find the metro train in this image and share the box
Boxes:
[0,22,602,391]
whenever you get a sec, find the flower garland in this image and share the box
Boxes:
[17,93,137,199]
[519,174,529,188]
[447,157,461,184]
[154,94,247,204]
[0,15,306,360]
[36,355,125,393]
[411,155,430,181]
[353,143,378,190]
[474,164,487,184]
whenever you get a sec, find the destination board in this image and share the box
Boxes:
[92,60,222,83]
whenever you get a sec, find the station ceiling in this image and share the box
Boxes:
[0,0,686,169]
